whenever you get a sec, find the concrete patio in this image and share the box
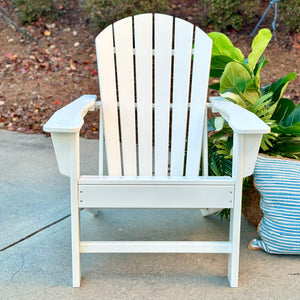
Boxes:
[0,129,299,299]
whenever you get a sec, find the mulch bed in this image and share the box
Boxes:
[0,0,299,139]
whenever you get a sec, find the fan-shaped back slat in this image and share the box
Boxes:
[114,17,137,176]
[154,14,173,176]
[96,14,212,177]
[96,25,122,176]
[185,28,212,176]
[170,18,194,176]
[134,14,153,176]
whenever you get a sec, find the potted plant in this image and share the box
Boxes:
[206,28,300,223]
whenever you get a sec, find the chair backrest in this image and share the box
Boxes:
[96,13,212,177]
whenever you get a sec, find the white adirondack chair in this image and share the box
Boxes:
[44,14,270,287]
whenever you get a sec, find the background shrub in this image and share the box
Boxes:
[201,0,260,31]
[280,0,300,32]
[80,0,169,29]
[12,0,56,25]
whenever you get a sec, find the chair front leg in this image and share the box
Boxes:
[69,132,81,287]
[228,133,245,287]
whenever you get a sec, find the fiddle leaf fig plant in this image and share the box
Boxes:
[207,28,298,220]
[208,28,297,153]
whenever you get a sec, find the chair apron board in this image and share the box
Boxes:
[78,176,234,209]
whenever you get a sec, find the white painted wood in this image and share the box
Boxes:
[80,241,232,253]
[202,104,209,176]
[200,104,219,217]
[186,28,212,176]
[154,14,173,176]
[228,133,245,287]
[98,102,104,175]
[43,95,96,133]
[78,177,234,209]
[243,134,264,178]
[79,175,234,185]
[170,18,194,176]
[209,97,270,134]
[49,132,75,177]
[44,14,270,288]
[69,132,81,287]
[114,17,137,176]
[210,96,269,179]
[96,25,122,176]
[134,14,153,176]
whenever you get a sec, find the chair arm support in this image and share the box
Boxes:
[43,95,97,133]
[209,97,270,134]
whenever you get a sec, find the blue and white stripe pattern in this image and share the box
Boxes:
[250,154,300,254]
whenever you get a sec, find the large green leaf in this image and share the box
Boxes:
[208,32,244,62]
[243,89,261,106]
[243,77,262,104]
[220,62,253,105]
[282,103,300,127]
[248,29,272,71]
[210,55,235,78]
[275,137,300,157]
[221,91,246,108]
[253,55,267,89]
[253,55,269,77]
[277,124,300,135]
[262,73,297,105]
[207,117,226,131]
[250,92,273,114]
[272,98,296,123]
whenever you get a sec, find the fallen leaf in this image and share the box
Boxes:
[70,60,76,70]
[44,30,51,36]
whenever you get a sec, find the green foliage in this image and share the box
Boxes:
[270,99,300,158]
[280,0,300,32]
[201,0,259,31]
[207,28,298,219]
[12,0,57,25]
[209,29,285,151]
[208,29,297,153]
[80,0,169,28]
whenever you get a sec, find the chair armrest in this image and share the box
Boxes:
[43,95,97,133]
[209,97,270,134]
